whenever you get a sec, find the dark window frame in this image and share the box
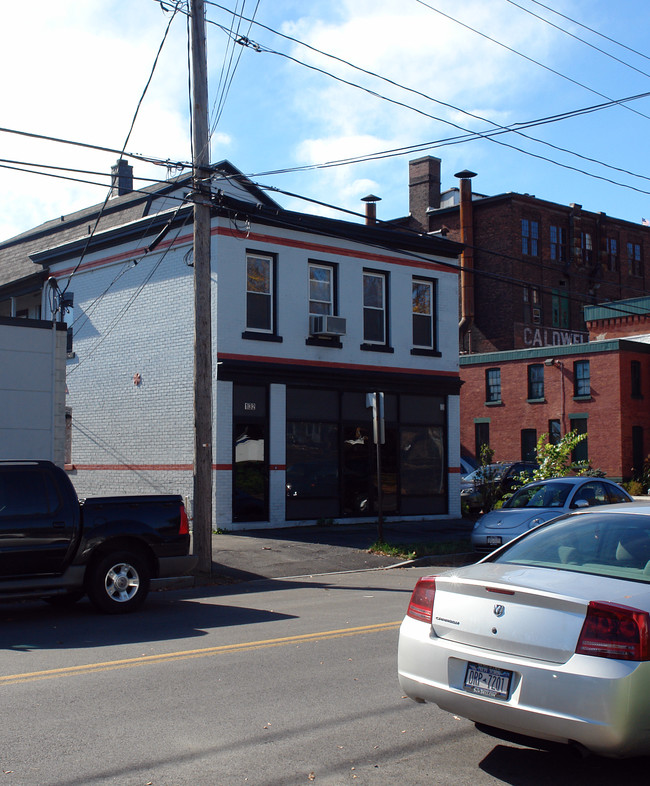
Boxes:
[243,250,280,339]
[411,276,437,351]
[527,363,544,401]
[361,268,391,350]
[521,219,539,256]
[549,225,567,263]
[485,368,501,403]
[574,360,591,398]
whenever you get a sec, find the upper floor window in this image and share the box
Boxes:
[412,278,436,349]
[580,232,593,265]
[528,363,544,400]
[606,237,618,271]
[521,219,539,256]
[246,253,274,332]
[485,368,501,403]
[627,242,643,277]
[363,271,387,344]
[551,287,569,329]
[523,286,541,324]
[574,360,590,397]
[550,226,567,263]
[309,263,334,316]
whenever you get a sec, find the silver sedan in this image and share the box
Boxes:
[471,476,633,553]
[398,503,650,757]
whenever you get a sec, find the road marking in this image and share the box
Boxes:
[0,621,401,686]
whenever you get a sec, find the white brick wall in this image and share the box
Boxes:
[51,207,460,527]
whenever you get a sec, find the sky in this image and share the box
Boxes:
[2,0,650,241]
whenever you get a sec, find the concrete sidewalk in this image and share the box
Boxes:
[206,518,476,584]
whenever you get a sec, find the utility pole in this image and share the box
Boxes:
[190,0,213,574]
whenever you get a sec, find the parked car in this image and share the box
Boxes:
[461,461,537,515]
[0,460,196,613]
[398,502,650,757]
[460,455,479,478]
[471,476,633,552]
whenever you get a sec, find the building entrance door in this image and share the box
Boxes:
[232,385,268,523]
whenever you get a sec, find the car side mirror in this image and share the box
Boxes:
[573,499,589,508]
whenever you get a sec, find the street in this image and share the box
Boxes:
[0,567,648,785]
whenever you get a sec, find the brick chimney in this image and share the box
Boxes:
[409,156,441,230]
[110,158,134,198]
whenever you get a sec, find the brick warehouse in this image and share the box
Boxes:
[458,296,650,482]
[398,156,650,355]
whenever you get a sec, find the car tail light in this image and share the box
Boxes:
[179,504,190,535]
[576,601,650,661]
[406,578,436,623]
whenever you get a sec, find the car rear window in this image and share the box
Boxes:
[494,512,650,583]
[504,481,571,509]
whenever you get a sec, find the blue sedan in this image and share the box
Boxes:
[471,476,633,553]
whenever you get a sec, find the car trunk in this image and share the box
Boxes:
[431,564,609,664]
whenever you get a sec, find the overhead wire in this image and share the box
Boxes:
[523,0,650,65]
[413,0,650,122]
[198,2,650,196]
[504,0,650,80]
[59,1,182,298]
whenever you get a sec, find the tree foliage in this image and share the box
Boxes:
[528,429,588,481]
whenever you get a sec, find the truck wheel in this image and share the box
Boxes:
[87,551,150,614]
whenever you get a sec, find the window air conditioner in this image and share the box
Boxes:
[309,314,347,337]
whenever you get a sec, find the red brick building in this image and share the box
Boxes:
[403,156,650,355]
[459,296,650,482]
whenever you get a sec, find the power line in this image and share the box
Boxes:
[413,0,650,123]
[505,0,650,80]
[199,2,650,196]
[523,0,650,65]
[60,3,182,297]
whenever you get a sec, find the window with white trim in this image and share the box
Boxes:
[309,263,333,316]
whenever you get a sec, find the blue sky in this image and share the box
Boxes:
[2,0,650,240]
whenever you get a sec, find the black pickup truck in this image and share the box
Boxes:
[0,460,196,613]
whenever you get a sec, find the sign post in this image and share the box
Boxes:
[366,392,385,541]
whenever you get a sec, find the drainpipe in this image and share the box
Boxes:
[362,194,381,225]
[456,170,477,353]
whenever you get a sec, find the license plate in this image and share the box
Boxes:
[464,662,512,699]
[487,535,502,546]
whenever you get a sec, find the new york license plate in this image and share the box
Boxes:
[464,662,512,699]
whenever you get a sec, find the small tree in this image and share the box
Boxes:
[528,430,588,481]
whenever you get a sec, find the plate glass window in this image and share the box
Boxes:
[363,272,386,344]
[574,360,590,397]
[485,368,501,403]
[412,278,435,349]
[309,264,333,316]
[246,254,273,331]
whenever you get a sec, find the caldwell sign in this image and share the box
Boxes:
[518,325,588,348]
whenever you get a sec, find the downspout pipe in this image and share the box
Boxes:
[456,170,477,352]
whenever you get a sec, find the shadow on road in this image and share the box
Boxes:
[479,743,650,784]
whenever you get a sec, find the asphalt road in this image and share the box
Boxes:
[0,568,649,785]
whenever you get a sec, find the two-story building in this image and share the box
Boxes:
[1,161,464,529]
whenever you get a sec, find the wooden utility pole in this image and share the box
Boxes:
[190,0,213,574]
